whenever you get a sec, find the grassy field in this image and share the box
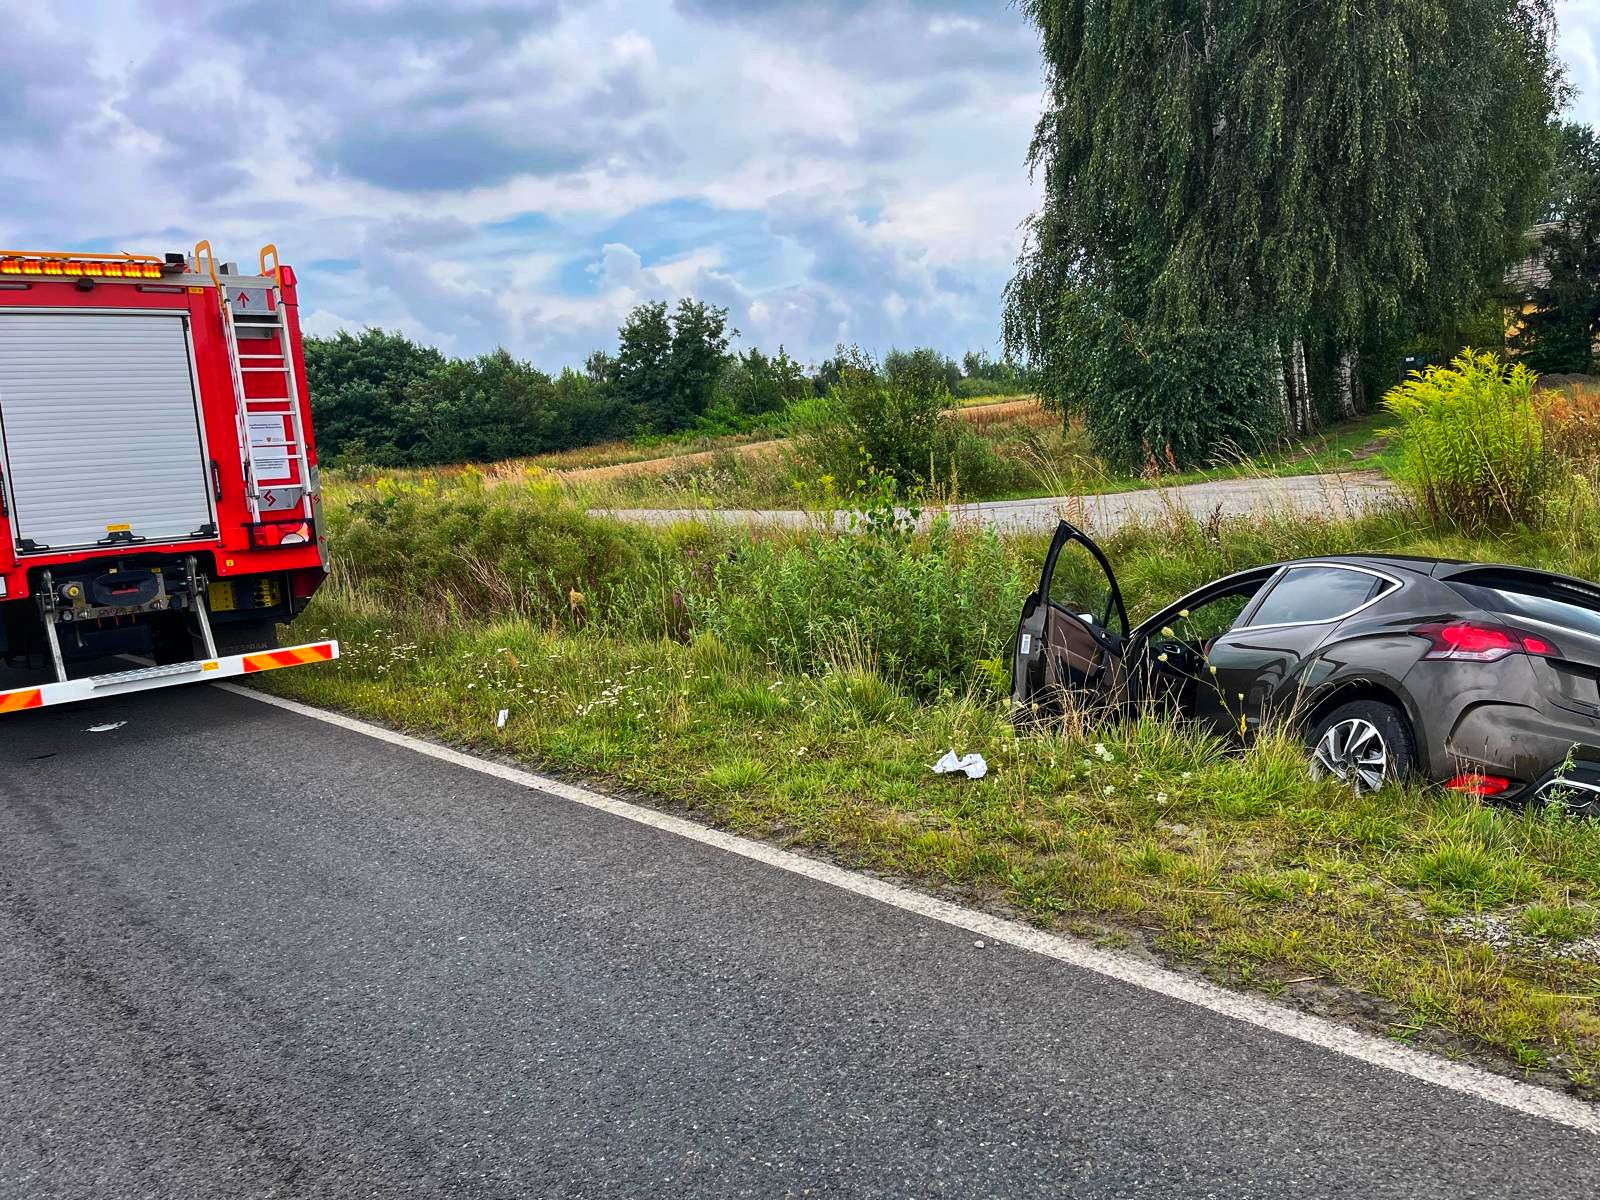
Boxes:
[264,475,1600,1095]
[1030,410,1397,498]
[334,399,1394,513]
[555,406,1394,512]
[377,429,781,480]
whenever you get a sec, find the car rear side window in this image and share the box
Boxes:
[1245,566,1388,627]
[1445,569,1600,639]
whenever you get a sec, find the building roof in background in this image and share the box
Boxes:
[1506,221,1570,294]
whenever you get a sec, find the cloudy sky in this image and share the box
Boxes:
[3,1,1598,371]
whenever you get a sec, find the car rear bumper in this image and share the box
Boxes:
[1443,700,1600,797]
[1526,760,1600,814]
[1403,656,1600,800]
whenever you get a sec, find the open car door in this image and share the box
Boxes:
[1012,520,1129,719]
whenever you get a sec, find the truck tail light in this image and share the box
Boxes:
[1416,622,1560,663]
[248,520,312,549]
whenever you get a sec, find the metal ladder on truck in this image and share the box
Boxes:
[195,240,313,524]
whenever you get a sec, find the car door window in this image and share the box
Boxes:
[1135,577,1270,717]
[1143,573,1273,648]
[1048,544,1125,637]
[1244,566,1387,628]
[1173,590,1257,643]
[1041,524,1127,639]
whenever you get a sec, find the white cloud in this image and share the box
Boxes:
[10,0,1591,372]
[0,0,1045,366]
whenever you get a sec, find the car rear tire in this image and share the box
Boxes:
[1307,700,1415,793]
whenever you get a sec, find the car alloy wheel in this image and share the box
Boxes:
[1310,717,1389,792]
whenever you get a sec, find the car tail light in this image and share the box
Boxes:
[1445,772,1513,796]
[1416,621,1560,662]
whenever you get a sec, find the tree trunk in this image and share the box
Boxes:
[1273,339,1291,434]
[1291,338,1313,434]
[1335,349,1357,420]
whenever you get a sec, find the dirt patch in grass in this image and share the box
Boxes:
[558,437,791,483]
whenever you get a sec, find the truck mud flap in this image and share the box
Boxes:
[0,640,339,715]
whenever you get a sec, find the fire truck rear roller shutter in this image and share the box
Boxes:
[0,313,217,552]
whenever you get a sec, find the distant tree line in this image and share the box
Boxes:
[305,301,1032,469]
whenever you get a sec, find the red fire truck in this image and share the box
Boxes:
[0,243,338,716]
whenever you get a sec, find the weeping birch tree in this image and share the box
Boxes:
[1005,0,1564,458]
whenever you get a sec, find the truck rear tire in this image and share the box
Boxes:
[211,618,280,656]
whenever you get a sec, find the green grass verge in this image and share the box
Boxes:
[266,474,1600,1093]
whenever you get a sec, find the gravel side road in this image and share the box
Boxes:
[597,471,1398,536]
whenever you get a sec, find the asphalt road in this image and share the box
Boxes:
[598,471,1397,536]
[2,681,1598,1199]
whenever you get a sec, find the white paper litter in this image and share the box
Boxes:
[931,749,988,780]
[496,708,510,729]
[86,722,126,733]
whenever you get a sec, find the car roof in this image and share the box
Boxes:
[1268,553,1454,576]
[1431,560,1600,594]
[1259,554,1600,592]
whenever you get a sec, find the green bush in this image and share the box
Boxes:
[955,377,1025,400]
[939,428,1059,502]
[796,347,963,491]
[306,328,446,467]
[692,483,1027,696]
[1092,325,1284,474]
[1383,349,1553,531]
[885,347,962,394]
[329,477,665,626]
[960,350,1034,393]
[696,346,809,435]
[1024,288,1284,474]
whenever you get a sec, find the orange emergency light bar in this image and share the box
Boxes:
[0,251,167,280]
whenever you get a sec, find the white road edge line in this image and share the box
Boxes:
[220,681,1600,1136]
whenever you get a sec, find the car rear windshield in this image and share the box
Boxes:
[1444,568,1600,639]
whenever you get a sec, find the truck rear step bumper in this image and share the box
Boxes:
[0,640,338,714]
